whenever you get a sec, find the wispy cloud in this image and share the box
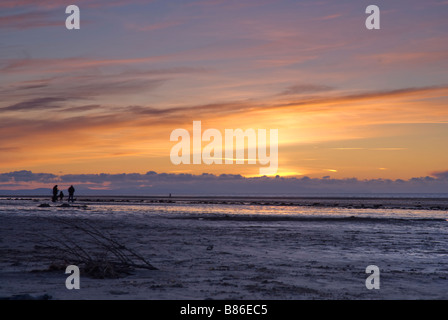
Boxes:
[2,84,446,141]
[1,97,68,111]
[331,147,407,151]
[0,0,151,9]
[0,67,212,108]
[126,20,185,32]
[278,84,335,96]
[0,11,60,30]
[0,56,167,74]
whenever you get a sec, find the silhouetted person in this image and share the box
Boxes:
[52,185,58,202]
[58,191,64,201]
[68,185,75,202]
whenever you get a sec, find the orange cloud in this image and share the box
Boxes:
[1,84,447,178]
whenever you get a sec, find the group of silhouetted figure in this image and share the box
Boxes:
[52,185,75,203]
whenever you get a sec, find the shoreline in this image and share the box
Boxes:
[2,195,448,211]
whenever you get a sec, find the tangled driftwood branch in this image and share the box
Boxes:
[36,217,157,278]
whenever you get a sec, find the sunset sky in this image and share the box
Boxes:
[1,0,448,192]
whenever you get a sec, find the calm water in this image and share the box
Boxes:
[0,196,447,221]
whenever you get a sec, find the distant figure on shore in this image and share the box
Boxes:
[52,185,58,202]
[68,185,75,202]
[169,193,172,198]
[58,191,64,201]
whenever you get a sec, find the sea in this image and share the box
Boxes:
[0,194,447,221]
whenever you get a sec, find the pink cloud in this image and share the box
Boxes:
[0,0,151,9]
[126,20,185,32]
[0,56,169,74]
[0,11,60,29]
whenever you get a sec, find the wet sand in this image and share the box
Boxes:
[0,199,447,300]
[7,195,448,211]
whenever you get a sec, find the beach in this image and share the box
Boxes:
[0,196,447,300]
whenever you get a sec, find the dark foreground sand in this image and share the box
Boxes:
[0,201,447,300]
